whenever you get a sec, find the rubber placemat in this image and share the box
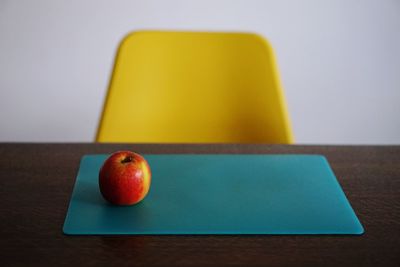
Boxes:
[63,154,364,235]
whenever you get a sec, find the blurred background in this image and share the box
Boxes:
[0,0,399,144]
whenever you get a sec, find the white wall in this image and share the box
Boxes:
[0,0,399,144]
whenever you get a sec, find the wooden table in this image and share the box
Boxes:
[0,143,399,266]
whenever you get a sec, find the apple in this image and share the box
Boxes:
[99,151,151,205]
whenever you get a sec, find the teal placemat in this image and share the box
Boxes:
[63,154,364,235]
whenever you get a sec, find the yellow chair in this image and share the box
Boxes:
[97,31,294,143]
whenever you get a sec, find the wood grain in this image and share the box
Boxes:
[0,143,399,266]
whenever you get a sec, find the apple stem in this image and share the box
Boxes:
[121,156,133,164]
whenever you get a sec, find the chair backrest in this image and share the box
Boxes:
[97,31,294,143]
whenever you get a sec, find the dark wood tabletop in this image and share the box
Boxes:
[0,143,399,267]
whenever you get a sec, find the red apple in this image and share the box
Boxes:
[99,151,151,205]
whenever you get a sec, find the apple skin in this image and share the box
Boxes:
[99,151,151,205]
